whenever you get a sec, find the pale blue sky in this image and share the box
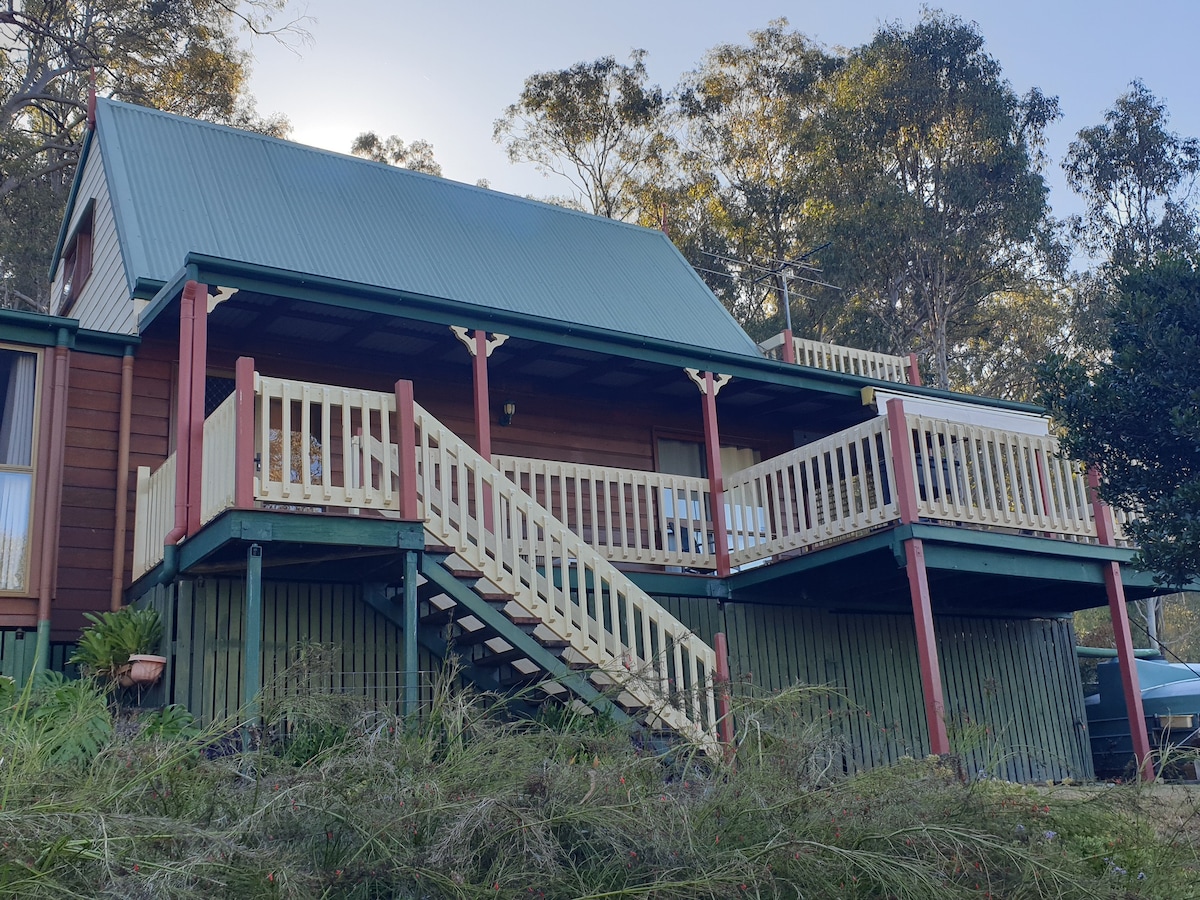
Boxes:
[246,0,1199,226]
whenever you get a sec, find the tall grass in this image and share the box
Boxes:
[0,655,1196,898]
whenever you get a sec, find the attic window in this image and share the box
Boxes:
[60,200,95,315]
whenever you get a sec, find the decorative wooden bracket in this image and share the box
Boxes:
[208,285,238,312]
[450,325,509,357]
[684,367,731,395]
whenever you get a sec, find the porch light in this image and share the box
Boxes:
[500,401,516,426]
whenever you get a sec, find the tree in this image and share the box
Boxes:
[0,0,300,310]
[1064,81,1200,269]
[494,51,667,219]
[1042,253,1200,587]
[350,132,442,176]
[672,20,842,341]
[814,11,1061,389]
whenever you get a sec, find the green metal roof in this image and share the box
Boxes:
[91,99,762,357]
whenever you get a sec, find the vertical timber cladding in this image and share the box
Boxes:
[700,601,1092,783]
[165,578,437,724]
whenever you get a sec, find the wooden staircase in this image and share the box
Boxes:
[358,402,721,752]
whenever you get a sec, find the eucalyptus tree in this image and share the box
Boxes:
[1064,80,1200,270]
[814,11,1061,389]
[351,132,442,176]
[0,0,300,309]
[493,51,668,220]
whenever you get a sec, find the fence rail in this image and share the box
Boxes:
[905,414,1096,539]
[494,456,715,570]
[200,393,237,525]
[759,333,915,384]
[726,417,899,567]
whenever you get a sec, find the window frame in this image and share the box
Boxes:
[58,199,95,316]
[0,343,44,596]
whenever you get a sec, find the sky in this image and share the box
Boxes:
[243,0,1200,227]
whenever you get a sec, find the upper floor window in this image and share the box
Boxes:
[0,346,40,593]
[59,201,94,315]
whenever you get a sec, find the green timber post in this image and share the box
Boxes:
[243,544,264,725]
[403,549,419,718]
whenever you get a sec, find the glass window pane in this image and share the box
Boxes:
[0,349,37,468]
[0,471,32,592]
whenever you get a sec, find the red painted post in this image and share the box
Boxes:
[473,330,492,461]
[781,328,795,364]
[885,396,949,755]
[186,281,208,534]
[394,380,419,521]
[904,537,950,755]
[701,372,731,577]
[713,632,735,750]
[885,398,920,525]
[234,357,256,509]
[1088,468,1153,780]
[906,353,922,387]
[166,283,196,546]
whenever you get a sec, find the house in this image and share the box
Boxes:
[0,97,1169,778]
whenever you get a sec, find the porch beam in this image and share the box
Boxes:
[686,368,732,577]
[234,357,256,509]
[1089,469,1153,780]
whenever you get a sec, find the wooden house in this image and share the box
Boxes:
[0,98,1170,779]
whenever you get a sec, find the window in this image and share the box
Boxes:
[59,201,94,315]
[0,346,41,593]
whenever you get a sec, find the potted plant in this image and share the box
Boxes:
[70,607,165,687]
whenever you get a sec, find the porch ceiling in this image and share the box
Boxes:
[154,287,872,429]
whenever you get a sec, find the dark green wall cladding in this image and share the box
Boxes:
[654,594,1093,783]
[140,579,438,725]
[0,631,72,682]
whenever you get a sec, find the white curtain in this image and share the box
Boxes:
[0,350,36,591]
[0,351,36,466]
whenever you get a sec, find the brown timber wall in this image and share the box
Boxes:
[655,595,1092,783]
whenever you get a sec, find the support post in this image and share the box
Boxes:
[473,330,492,461]
[403,549,419,719]
[165,283,196,551]
[699,371,731,577]
[906,353,922,387]
[185,281,208,534]
[1088,469,1153,780]
[243,543,263,729]
[109,347,135,610]
[394,380,419,520]
[885,397,949,755]
[34,332,71,671]
[234,357,256,509]
[713,631,735,750]
[781,328,795,365]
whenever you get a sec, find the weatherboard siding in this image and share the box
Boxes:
[52,142,134,336]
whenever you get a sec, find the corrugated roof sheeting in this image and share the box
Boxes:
[96,100,762,357]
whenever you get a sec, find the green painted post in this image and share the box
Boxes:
[403,549,419,718]
[243,544,264,723]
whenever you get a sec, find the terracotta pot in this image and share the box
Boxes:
[125,654,167,686]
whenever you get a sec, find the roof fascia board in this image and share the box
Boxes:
[48,126,94,277]
[0,308,137,356]
[136,265,196,332]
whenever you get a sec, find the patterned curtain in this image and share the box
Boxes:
[0,350,37,591]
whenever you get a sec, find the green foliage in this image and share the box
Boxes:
[0,0,299,310]
[137,704,199,742]
[350,132,442,176]
[1065,80,1200,269]
[1043,253,1200,586]
[0,664,1196,898]
[69,606,162,679]
[494,50,668,219]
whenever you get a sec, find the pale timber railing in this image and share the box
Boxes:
[415,406,719,748]
[904,414,1096,540]
[726,417,899,567]
[759,333,917,384]
[132,453,176,577]
[494,456,715,570]
[200,393,237,523]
